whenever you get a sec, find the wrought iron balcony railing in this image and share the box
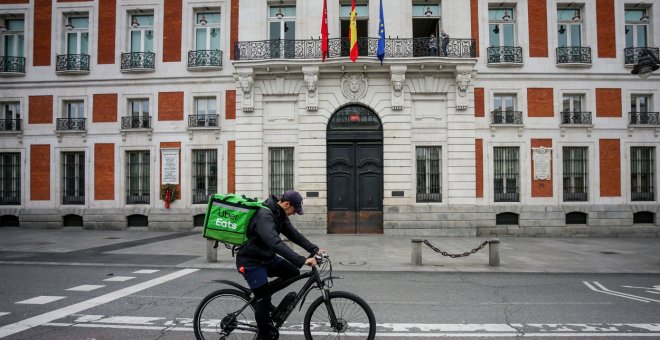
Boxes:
[564,192,588,202]
[188,50,223,68]
[624,47,660,65]
[492,110,523,124]
[56,118,86,131]
[127,194,150,204]
[629,112,660,125]
[56,54,90,73]
[487,46,523,64]
[0,119,21,131]
[0,192,20,205]
[188,114,219,127]
[0,56,26,74]
[556,47,592,64]
[121,116,152,129]
[121,52,155,71]
[561,111,592,125]
[632,192,655,201]
[234,37,476,61]
[494,192,519,202]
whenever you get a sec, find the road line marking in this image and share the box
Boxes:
[16,296,66,305]
[103,276,135,282]
[0,268,198,339]
[66,285,105,292]
[592,282,660,302]
[0,313,9,317]
[583,282,650,302]
[133,269,160,274]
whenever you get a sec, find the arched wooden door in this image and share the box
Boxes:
[327,105,383,234]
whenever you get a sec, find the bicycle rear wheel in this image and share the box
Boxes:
[303,291,376,340]
[193,288,257,340]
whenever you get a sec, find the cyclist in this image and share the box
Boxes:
[236,190,322,340]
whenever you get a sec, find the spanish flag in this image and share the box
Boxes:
[349,0,358,62]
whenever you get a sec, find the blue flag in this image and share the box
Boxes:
[377,0,385,64]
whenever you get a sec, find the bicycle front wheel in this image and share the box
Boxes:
[303,291,376,340]
[193,288,257,340]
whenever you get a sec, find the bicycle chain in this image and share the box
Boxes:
[422,240,490,258]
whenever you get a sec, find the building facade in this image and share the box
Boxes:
[0,0,658,237]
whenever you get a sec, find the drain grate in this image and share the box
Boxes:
[600,251,620,255]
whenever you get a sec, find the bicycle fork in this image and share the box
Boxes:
[320,289,345,332]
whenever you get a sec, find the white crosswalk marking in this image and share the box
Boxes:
[67,285,105,292]
[16,296,66,305]
[103,276,135,282]
[0,313,9,317]
[133,269,160,274]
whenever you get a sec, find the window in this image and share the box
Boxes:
[496,212,518,225]
[64,100,84,119]
[566,212,587,224]
[1,102,20,131]
[563,94,584,113]
[193,97,217,127]
[631,147,655,201]
[340,3,368,56]
[494,147,519,202]
[127,99,150,128]
[631,95,651,113]
[1,18,24,58]
[126,151,150,204]
[557,7,582,47]
[630,94,653,124]
[563,147,588,201]
[0,153,20,205]
[62,152,85,204]
[488,7,515,47]
[268,5,295,58]
[65,15,89,55]
[625,8,649,49]
[192,149,217,204]
[561,94,589,124]
[130,13,154,53]
[195,11,220,51]
[412,4,441,38]
[416,146,442,202]
[492,94,521,124]
[269,147,293,197]
[633,211,655,224]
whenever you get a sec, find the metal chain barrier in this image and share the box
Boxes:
[422,239,490,258]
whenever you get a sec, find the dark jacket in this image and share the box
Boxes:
[236,196,318,268]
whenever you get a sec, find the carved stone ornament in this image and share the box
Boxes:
[303,66,319,111]
[390,65,406,110]
[341,72,368,101]
[237,69,254,112]
[455,68,472,110]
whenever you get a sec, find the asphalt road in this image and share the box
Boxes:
[1,263,659,339]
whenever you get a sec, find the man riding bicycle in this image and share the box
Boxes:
[236,190,322,340]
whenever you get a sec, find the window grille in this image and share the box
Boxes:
[269,147,294,197]
[494,147,519,202]
[62,152,85,205]
[633,211,655,224]
[193,214,206,227]
[0,153,20,205]
[631,147,655,201]
[563,147,588,201]
[126,151,150,204]
[192,149,217,204]
[63,214,83,227]
[496,212,519,225]
[127,214,148,227]
[0,215,19,227]
[566,211,587,224]
[416,146,442,202]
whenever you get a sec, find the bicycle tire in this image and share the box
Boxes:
[193,288,257,340]
[303,291,376,340]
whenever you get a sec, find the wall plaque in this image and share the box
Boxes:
[161,149,180,184]
[532,147,552,180]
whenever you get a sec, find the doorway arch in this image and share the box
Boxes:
[326,105,383,234]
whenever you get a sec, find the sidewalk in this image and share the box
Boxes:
[1,227,659,274]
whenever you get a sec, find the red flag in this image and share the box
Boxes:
[349,0,358,62]
[321,0,328,61]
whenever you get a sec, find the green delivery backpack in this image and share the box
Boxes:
[203,193,265,248]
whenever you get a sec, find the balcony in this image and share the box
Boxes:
[0,119,21,132]
[629,112,660,125]
[56,118,86,131]
[625,47,659,66]
[0,56,26,75]
[234,37,476,61]
[556,47,591,66]
[188,50,223,69]
[492,110,523,124]
[120,52,155,72]
[121,116,152,129]
[487,46,523,65]
[56,54,90,74]
[188,114,219,127]
[561,111,592,125]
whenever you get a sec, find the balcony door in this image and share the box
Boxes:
[66,16,89,55]
[268,5,295,58]
[2,19,24,58]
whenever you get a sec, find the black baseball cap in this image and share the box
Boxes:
[282,190,304,215]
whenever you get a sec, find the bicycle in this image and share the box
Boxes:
[193,253,376,339]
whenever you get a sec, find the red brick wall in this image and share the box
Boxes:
[527,88,554,117]
[0,0,29,3]
[94,143,115,200]
[98,0,116,64]
[470,0,479,58]
[28,95,53,124]
[93,94,118,123]
[158,92,184,121]
[57,0,92,2]
[528,0,548,57]
[230,0,239,60]
[531,139,553,197]
[163,0,182,62]
[475,139,483,198]
[474,88,484,117]
[226,90,236,120]
[596,0,616,58]
[30,144,50,201]
[596,88,622,117]
[160,142,181,200]
[34,0,51,66]
[228,141,235,193]
[599,139,621,197]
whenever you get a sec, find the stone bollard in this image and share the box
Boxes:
[411,239,423,265]
[207,239,217,263]
[489,238,500,266]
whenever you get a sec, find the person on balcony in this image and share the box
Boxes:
[428,34,438,56]
[441,31,450,56]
